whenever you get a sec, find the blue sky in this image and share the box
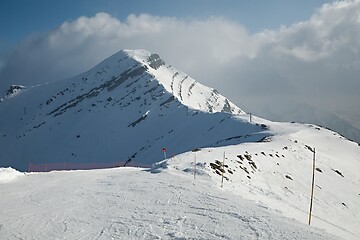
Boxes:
[1,0,331,51]
[1,0,360,143]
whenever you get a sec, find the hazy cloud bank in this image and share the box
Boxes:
[1,0,360,142]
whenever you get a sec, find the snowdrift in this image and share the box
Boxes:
[0,167,24,183]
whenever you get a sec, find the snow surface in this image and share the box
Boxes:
[0,118,359,239]
[161,119,360,240]
[0,167,337,240]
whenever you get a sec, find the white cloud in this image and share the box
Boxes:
[1,0,360,142]
[0,12,257,89]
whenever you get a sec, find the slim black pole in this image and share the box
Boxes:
[308,148,316,225]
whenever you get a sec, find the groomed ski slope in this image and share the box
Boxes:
[0,167,337,240]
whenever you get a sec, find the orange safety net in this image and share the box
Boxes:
[28,161,151,172]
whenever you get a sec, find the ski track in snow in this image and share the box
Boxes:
[0,168,338,240]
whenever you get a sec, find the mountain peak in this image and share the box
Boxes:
[0,49,257,171]
[123,49,165,69]
[83,49,244,115]
[0,85,27,101]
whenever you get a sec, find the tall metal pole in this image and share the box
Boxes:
[221,152,225,188]
[308,148,316,225]
[194,154,196,180]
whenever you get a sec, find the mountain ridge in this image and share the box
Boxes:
[0,49,266,171]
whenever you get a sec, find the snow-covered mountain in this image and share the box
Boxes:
[1,49,359,239]
[0,49,267,172]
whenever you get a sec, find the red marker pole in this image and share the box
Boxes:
[162,148,167,160]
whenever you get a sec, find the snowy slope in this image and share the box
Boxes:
[0,167,338,240]
[159,117,360,239]
[0,167,24,183]
[0,50,264,171]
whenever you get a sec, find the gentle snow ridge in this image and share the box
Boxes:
[0,167,24,183]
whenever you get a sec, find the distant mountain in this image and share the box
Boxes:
[0,50,268,171]
[250,100,360,144]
